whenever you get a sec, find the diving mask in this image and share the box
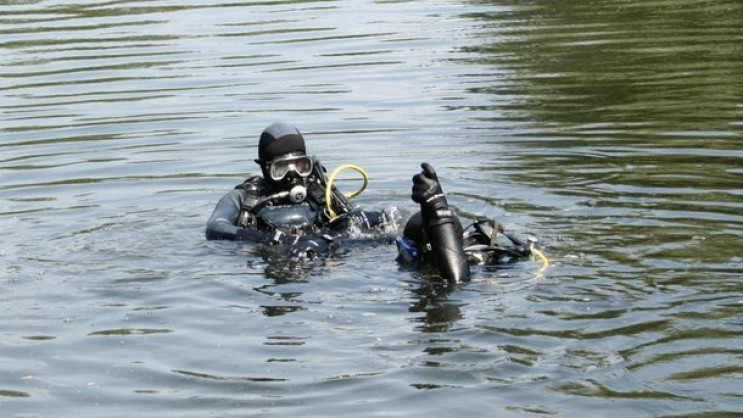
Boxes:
[268,155,313,181]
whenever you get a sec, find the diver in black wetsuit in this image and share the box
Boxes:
[396,163,534,284]
[206,122,396,258]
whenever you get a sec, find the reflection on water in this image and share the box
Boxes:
[2,0,743,416]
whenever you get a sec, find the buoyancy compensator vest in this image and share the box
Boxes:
[234,172,329,235]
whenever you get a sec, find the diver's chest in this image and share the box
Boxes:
[256,203,319,234]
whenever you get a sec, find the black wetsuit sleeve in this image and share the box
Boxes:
[205,188,318,247]
[205,189,244,240]
[205,189,273,242]
[412,163,470,284]
[420,204,470,284]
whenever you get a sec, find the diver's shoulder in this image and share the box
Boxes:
[234,175,266,193]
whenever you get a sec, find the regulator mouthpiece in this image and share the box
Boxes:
[289,185,307,203]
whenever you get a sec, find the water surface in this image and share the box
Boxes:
[2,0,743,416]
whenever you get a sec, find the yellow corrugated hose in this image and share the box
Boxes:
[531,245,550,279]
[325,164,369,219]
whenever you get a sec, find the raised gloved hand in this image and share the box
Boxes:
[412,162,451,219]
[412,162,443,204]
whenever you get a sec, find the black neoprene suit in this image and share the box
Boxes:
[206,177,395,256]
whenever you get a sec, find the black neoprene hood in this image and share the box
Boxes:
[258,122,307,162]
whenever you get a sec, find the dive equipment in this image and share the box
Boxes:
[268,154,314,181]
[530,241,550,278]
[461,218,550,278]
[256,203,317,233]
[324,164,369,219]
[289,185,307,203]
[395,235,420,264]
[250,187,306,213]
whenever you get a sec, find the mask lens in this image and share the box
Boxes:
[294,157,312,176]
[270,160,290,180]
[269,156,313,181]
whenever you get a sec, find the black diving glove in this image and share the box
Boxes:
[412,162,448,215]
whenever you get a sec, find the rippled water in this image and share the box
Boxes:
[2,0,743,416]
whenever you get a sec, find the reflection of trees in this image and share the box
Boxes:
[461,0,743,131]
[457,0,743,194]
[456,1,743,266]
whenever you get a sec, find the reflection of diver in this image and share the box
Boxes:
[408,282,464,333]
[205,122,396,258]
[396,163,534,284]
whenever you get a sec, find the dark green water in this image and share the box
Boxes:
[2,0,743,416]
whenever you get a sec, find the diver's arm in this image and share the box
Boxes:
[205,189,332,256]
[205,189,244,240]
[412,163,470,284]
[205,189,281,242]
[205,188,279,242]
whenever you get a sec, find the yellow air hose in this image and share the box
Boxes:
[530,244,550,279]
[325,164,369,219]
